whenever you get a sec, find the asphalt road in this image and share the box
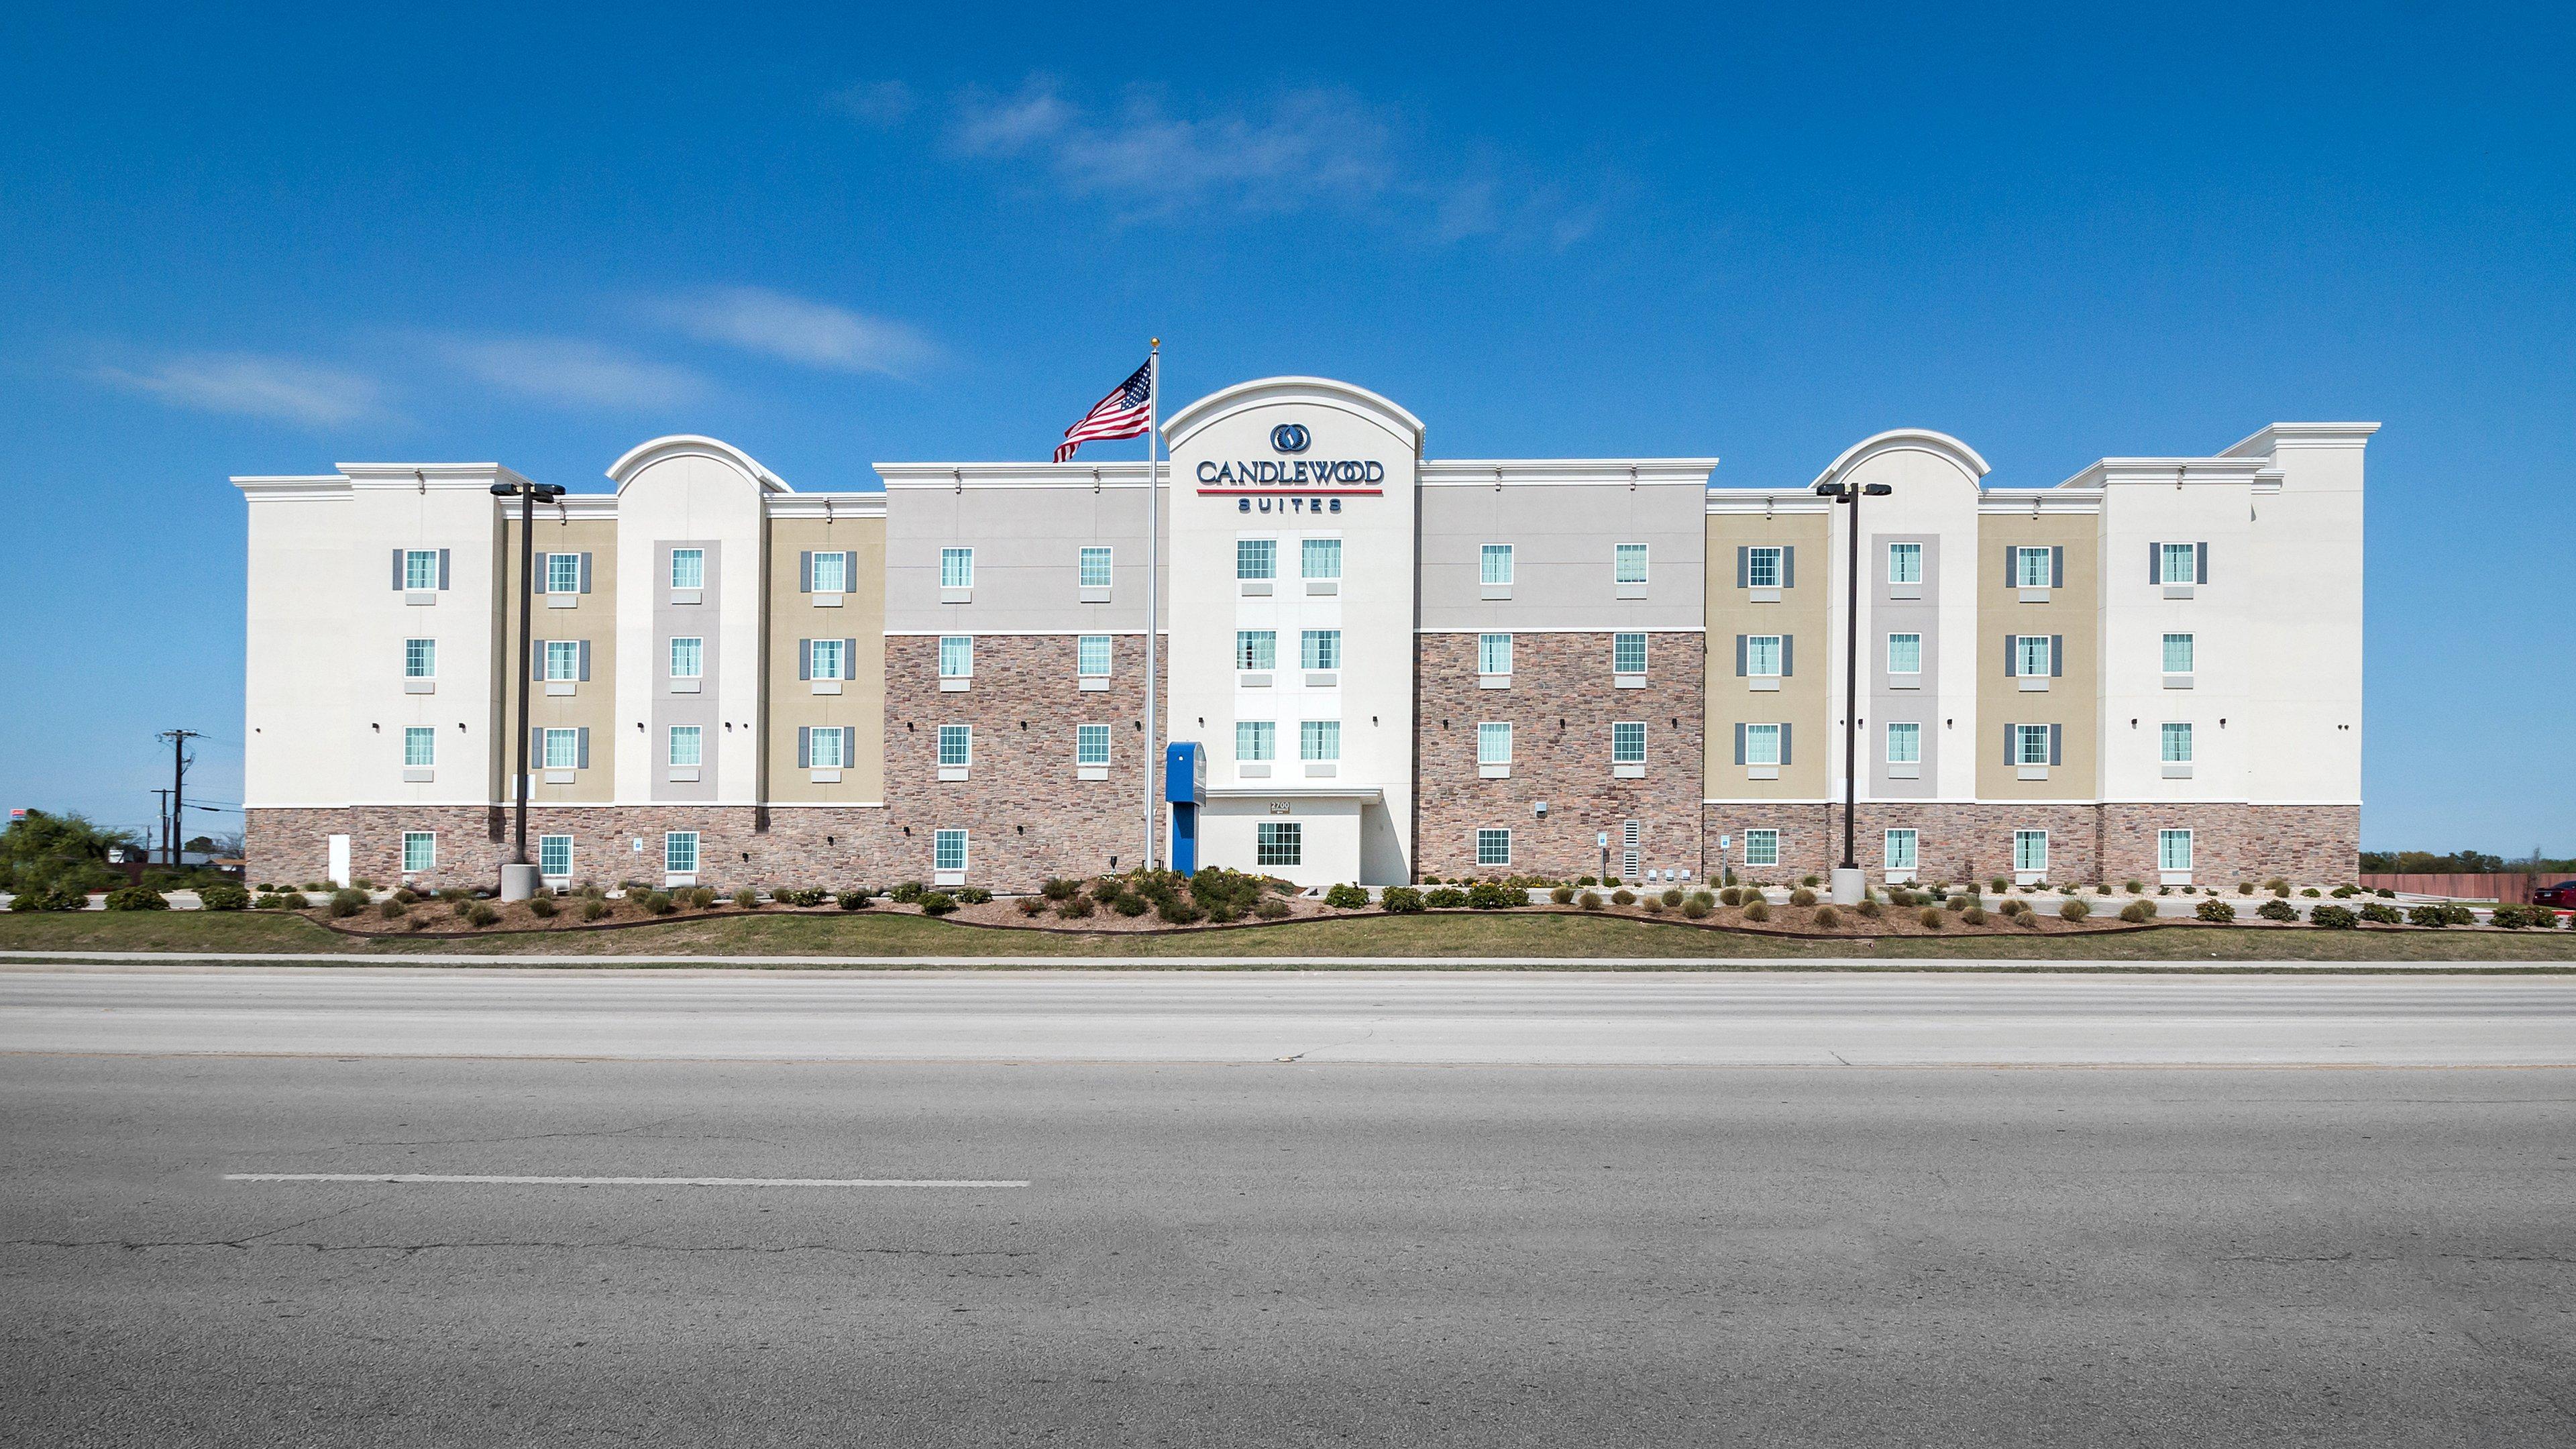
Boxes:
[5,975,2573,1446]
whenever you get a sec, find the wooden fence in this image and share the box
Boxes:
[2358,873,2561,904]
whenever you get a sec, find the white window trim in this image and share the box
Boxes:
[1477,828,1513,867]
[1743,829,1780,868]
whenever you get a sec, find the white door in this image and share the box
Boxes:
[326,834,352,888]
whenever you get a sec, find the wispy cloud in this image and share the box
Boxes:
[87,351,384,427]
[437,336,709,409]
[652,286,936,377]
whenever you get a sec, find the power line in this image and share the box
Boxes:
[156,729,204,867]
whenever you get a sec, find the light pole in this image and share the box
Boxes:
[492,479,566,900]
[1814,477,1890,905]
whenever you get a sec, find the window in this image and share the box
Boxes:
[1256,822,1302,867]
[1477,828,1513,867]
[811,727,846,769]
[404,638,435,679]
[1746,635,1783,676]
[1613,633,1647,676]
[539,835,572,879]
[937,725,971,768]
[1746,546,1782,590]
[1481,543,1515,586]
[2161,722,2194,763]
[1743,829,1780,867]
[1886,722,1921,764]
[1741,722,1778,767]
[934,828,967,873]
[1477,722,1513,765]
[668,725,702,767]
[2158,828,2194,872]
[401,831,435,873]
[543,640,580,681]
[1236,630,1276,671]
[669,637,702,679]
[1479,633,1513,676]
[1077,635,1112,678]
[669,547,704,590]
[811,551,849,594]
[547,551,582,594]
[1236,720,1276,761]
[2015,547,2051,588]
[1886,633,1922,675]
[1079,546,1113,589]
[2015,723,2051,766]
[2013,830,2049,874]
[1615,543,1649,584]
[2163,633,2195,674]
[1300,720,1340,762]
[2015,635,2053,678]
[1236,538,1277,581]
[1886,828,1918,871]
[1614,720,1648,765]
[403,549,439,590]
[1077,724,1111,768]
[810,638,849,682]
[665,831,699,875]
[404,727,435,767]
[934,635,970,680]
[1301,538,1342,580]
[1888,542,1922,586]
[941,547,973,590]
[2160,542,2197,585]
[1300,629,1341,670]
[543,727,580,770]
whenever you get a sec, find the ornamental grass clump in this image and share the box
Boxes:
[1789,888,1818,907]
[527,896,557,918]
[1253,895,1291,919]
[1578,891,1604,912]
[1610,888,1637,906]
[1680,894,1711,920]
[2058,898,2090,922]
[1550,885,1576,904]
[1959,905,1987,926]
[1742,899,1771,922]
[2118,900,2154,924]
[465,902,500,928]
[377,898,408,921]
[1812,904,1841,928]
[582,897,612,922]
[1855,898,1882,919]
[1919,907,1945,929]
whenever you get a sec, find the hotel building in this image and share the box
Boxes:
[236,377,2369,892]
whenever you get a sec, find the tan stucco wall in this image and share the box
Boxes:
[1975,514,2098,800]
[1704,511,1830,798]
[766,516,887,803]
[500,517,618,802]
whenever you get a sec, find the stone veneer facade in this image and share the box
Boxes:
[1413,632,1705,881]
[1697,802,2359,887]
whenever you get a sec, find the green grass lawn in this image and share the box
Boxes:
[3,909,2574,965]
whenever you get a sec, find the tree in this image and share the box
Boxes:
[0,810,144,895]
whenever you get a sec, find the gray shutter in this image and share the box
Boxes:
[577,727,590,769]
[2048,723,2063,766]
[842,727,857,767]
[797,640,810,682]
[2004,634,2018,677]
[1779,722,1791,766]
[535,553,551,594]
[2004,723,2015,766]
[437,549,451,590]
[578,640,591,682]
[1734,635,1747,677]
[1735,546,1748,588]
[843,638,857,676]
[796,727,811,769]
[531,727,543,769]
[579,552,593,594]
[2006,543,2019,584]
[392,547,405,590]
[1782,547,1794,588]
[2196,542,2209,584]
[532,640,546,682]
[2050,635,2063,678]
[2149,541,2161,586]
[1781,635,1794,678]
[1733,723,1746,765]
[2051,545,2064,588]
[799,551,814,593]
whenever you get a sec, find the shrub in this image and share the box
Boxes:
[687,887,716,910]
[2375,888,2395,899]
[2016,909,2043,928]
[1959,905,1988,925]
[1578,891,1604,911]
[1989,877,2010,895]
[321,888,366,918]
[1546,885,1574,905]
[2158,885,2172,896]
[1998,898,2027,918]
[1919,907,1945,929]
[2269,884,2292,900]
[1656,888,1682,908]
[837,889,873,912]
[640,891,676,916]
[465,902,500,928]
[1034,877,1075,902]
[1055,893,1097,920]
[951,886,991,906]
[1811,904,1840,928]
[2487,906,2529,930]
[1718,887,1742,907]
[303,881,328,893]
[918,892,958,916]
[1642,897,1665,914]
[2300,887,2321,898]
[2256,899,2298,922]
[198,882,250,912]
[373,898,407,920]
[775,887,827,908]
[350,877,377,891]
[2359,901,2402,925]
[392,887,419,904]
[1466,881,1517,910]
[2309,904,2359,930]
[2237,882,2255,896]
[1681,896,1711,920]
[1886,889,1912,908]
[2330,885,2357,898]
[1611,888,1637,906]
[2180,885,2198,895]
[1855,898,1882,919]
[1424,887,1468,909]
[582,898,612,922]
[1945,895,1968,912]
[2124,879,2144,894]
[1788,888,1817,907]
[2058,898,2091,921]
[1323,883,1370,910]
[2196,900,2237,923]
[2024,882,2048,894]
[528,896,557,918]
[1743,900,1771,922]
[1156,896,1204,924]
[1379,885,1426,914]
[2094,883,2112,896]
[1112,894,1152,918]
[1252,896,1291,920]
[2118,900,2154,924]
[890,881,926,905]
[1798,875,1818,888]
[98,885,164,912]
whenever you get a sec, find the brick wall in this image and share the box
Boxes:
[1698,800,2358,888]
[1414,632,1704,881]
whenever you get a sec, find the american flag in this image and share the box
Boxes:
[1054,356,1155,462]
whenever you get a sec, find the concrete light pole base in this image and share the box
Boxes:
[499,863,540,902]
[1829,867,1866,906]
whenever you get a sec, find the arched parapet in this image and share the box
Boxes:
[1163,376,1426,457]
[1805,429,1991,495]
[606,435,791,494]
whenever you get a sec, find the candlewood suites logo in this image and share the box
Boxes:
[1196,418,1384,492]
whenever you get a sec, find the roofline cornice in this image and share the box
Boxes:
[1162,376,1427,454]
[1420,458,1719,486]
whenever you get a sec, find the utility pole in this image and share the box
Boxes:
[153,789,172,865]
[156,730,202,865]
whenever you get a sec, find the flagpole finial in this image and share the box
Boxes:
[1150,337,1160,348]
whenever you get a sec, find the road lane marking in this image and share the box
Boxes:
[225,1173,1028,1187]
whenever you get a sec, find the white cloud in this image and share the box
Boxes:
[438,336,708,409]
[828,80,914,126]
[88,352,384,427]
[653,286,936,377]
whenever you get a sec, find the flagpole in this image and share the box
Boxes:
[1142,338,1162,873]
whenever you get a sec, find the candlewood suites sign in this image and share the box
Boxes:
[1194,424,1386,495]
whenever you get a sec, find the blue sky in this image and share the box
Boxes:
[2,1,2567,853]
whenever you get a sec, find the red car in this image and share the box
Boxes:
[2533,880,2576,908]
